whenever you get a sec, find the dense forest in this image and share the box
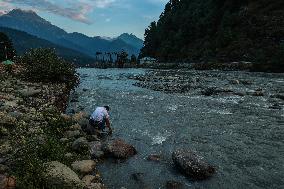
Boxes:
[140,0,284,71]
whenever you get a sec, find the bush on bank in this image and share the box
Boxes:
[10,109,86,188]
[19,48,79,88]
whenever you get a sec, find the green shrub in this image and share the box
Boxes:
[20,48,79,88]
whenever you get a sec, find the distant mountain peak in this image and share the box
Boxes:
[5,9,46,22]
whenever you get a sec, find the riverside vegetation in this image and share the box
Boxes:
[0,45,107,188]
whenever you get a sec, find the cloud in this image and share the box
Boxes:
[1,0,117,24]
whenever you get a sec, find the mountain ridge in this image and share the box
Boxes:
[0,9,143,58]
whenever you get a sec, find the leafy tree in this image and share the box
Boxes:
[0,32,16,61]
[19,48,79,88]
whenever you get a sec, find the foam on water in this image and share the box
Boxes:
[208,109,233,115]
[151,135,167,145]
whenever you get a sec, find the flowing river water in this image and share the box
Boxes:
[68,68,284,189]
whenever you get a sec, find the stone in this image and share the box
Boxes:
[44,161,83,189]
[89,141,104,159]
[70,124,82,131]
[64,153,73,159]
[72,137,89,152]
[0,142,12,155]
[88,183,103,189]
[6,176,16,189]
[166,181,184,189]
[3,101,17,108]
[0,164,8,174]
[71,160,96,175]
[147,154,161,162]
[73,112,88,122]
[201,88,218,96]
[61,114,72,121]
[65,130,82,139]
[172,149,215,180]
[131,173,144,182]
[0,174,7,189]
[60,138,69,143]
[82,175,96,186]
[18,88,41,97]
[0,113,16,127]
[102,139,137,159]
[86,135,100,142]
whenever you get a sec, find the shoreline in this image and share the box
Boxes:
[0,73,107,189]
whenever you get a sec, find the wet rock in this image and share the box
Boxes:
[201,88,218,96]
[44,161,83,189]
[147,154,161,162]
[131,173,144,182]
[248,89,264,96]
[166,181,184,189]
[269,103,282,110]
[72,137,89,152]
[89,142,104,159]
[172,149,215,180]
[102,139,137,159]
[71,160,96,175]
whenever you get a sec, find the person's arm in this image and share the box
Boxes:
[105,118,112,134]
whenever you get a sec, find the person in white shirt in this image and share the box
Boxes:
[89,106,112,134]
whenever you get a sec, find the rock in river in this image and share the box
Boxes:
[172,149,215,180]
[102,139,137,159]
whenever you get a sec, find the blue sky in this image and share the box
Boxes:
[0,0,168,39]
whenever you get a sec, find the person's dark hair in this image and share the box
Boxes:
[104,106,110,111]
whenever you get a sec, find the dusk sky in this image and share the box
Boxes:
[0,0,168,39]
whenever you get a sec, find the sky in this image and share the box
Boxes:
[0,0,168,39]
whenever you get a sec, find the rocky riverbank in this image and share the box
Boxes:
[0,74,102,189]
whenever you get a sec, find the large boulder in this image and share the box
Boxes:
[44,161,83,189]
[102,139,137,159]
[172,149,215,180]
[71,160,96,175]
[18,88,41,97]
[89,142,104,159]
[72,137,89,152]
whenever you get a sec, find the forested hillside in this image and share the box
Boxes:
[0,27,95,65]
[140,0,284,71]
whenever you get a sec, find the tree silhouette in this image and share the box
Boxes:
[0,32,16,62]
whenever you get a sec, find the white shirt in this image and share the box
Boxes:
[90,107,110,122]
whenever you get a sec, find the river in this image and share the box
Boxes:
[67,68,284,189]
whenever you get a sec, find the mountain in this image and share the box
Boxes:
[117,33,144,50]
[0,9,142,57]
[0,27,95,65]
[140,0,284,70]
